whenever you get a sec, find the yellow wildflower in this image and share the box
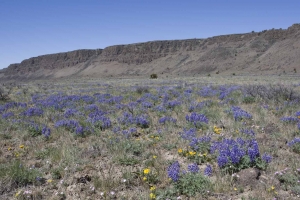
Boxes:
[150,186,156,191]
[150,193,156,199]
[178,148,183,153]
[19,144,24,149]
[189,151,196,156]
[154,136,159,140]
[143,177,147,181]
[47,179,53,183]
[8,147,12,151]
[234,187,237,191]
[213,126,222,134]
[153,155,157,159]
[203,152,207,157]
[143,168,150,175]
[15,152,19,157]
[15,190,22,197]
[271,185,275,190]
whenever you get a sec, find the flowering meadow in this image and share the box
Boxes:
[1,76,300,199]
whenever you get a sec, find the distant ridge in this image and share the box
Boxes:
[1,23,300,80]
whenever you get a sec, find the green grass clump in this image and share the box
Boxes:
[0,160,41,188]
[174,172,212,197]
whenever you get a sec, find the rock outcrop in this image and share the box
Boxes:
[1,23,300,80]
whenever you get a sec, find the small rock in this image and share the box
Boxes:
[236,168,261,189]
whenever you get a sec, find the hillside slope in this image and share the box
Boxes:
[1,23,300,80]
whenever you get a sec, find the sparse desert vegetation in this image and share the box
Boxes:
[1,75,300,199]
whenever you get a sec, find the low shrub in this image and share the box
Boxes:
[150,74,158,79]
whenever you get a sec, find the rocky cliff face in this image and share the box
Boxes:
[4,49,101,75]
[99,39,202,64]
[1,23,300,80]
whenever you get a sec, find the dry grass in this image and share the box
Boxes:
[0,75,300,199]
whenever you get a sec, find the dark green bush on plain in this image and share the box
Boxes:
[51,168,62,179]
[136,86,149,94]
[277,173,299,190]
[292,185,300,195]
[150,74,158,79]
[174,173,212,197]
[243,96,255,104]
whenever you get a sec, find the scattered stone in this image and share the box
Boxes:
[236,168,261,189]
[76,175,91,184]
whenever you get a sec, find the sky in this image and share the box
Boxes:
[0,0,299,70]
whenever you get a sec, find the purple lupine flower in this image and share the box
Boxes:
[159,116,168,124]
[295,111,300,118]
[219,85,240,100]
[166,100,181,109]
[185,89,193,94]
[2,112,14,119]
[217,154,228,168]
[240,128,255,136]
[129,127,137,133]
[127,102,138,112]
[81,95,95,104]
[180,128,197,140]
[230,106,252,121]
[136,115,149,128]
[262,153,272,163]
[113,126,120,133]
[122,130,130,138]
[186,112,209,126]
[167,161,180,182]
[198,86,218,97]
[22,107,44,117]
[118,112,135,125]
[262,104,269,109]
[196,100,212,109]
[230,145,244,164]
[248,140,260,162]
[189,136,211,151]
[212,137,263,168]
[42,126,51,138]
[188,105,195,112]
[75,126,84,134]
[237,138,246,146]
[85,104,98,111]
[64,108,79,118]
[280,116,299,123]
[204,165,212,176]
[210,141,221,154]
[159,116,177,124]
[141,101,153,108]
[55,119,79,130]
[188,163,199,173]
[287,137,300,146]
[155,104,167,113]
[88,110,111,129]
